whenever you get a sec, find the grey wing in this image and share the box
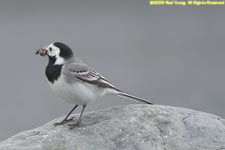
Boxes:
[67,63,118,90]
[65,62,153,105]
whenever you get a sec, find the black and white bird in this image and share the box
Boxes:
[36,42,153,129]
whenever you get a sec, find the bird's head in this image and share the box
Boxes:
[36,42,73,65]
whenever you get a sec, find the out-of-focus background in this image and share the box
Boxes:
[0,0,224,141]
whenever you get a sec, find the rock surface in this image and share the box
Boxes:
[0,104,225,150]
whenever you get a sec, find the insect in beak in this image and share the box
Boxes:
[36,48,47,56]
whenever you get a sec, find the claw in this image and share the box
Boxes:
[54,117,76,126]
[68,120,81,129]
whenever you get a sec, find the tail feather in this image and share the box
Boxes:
[118,91,153,105]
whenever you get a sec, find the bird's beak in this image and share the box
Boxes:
[36,48,47,56]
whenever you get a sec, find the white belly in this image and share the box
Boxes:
[48,75,106,105]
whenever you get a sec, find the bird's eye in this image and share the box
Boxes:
[49,47,52,51]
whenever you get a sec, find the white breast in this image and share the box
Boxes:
[47,75,106,105]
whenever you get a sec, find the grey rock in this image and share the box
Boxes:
[0,104,225,150]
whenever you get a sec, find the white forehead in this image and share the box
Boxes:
[46,43,65,65]
[47,43,59,50]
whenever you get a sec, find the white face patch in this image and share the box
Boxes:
[46,43,65,65]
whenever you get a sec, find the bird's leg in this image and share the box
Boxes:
[68,105,86,129]
[54,105,78,126]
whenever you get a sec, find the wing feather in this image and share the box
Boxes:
[67,63,117,89]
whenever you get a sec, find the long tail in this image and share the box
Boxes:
[117,91,153,105]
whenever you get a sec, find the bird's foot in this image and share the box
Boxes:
[68,120,81,129]
[54,117,76,126]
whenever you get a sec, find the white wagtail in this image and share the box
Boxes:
[36,42,153,129]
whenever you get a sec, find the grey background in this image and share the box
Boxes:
[0,0,224,141]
